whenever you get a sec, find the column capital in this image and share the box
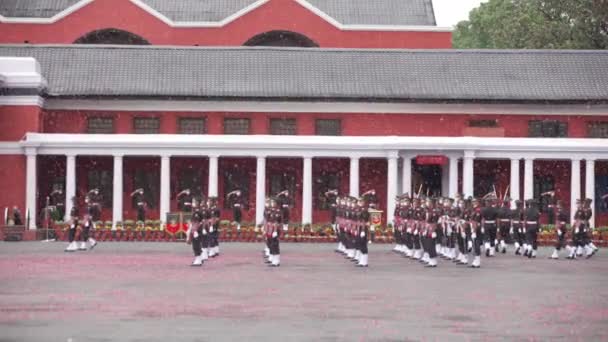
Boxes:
[350,155,361,161]
[571,157,582,163]
[207,154,220,159]
[585,158,597,163]
[510,157,521,162]
[400,153,415,160]
[386,150,399,159]
[24,147,37,156]
[113,152,125,158]
[65,152,77,158]
[159,153,172,159]
[256,155,267,160]
[463,150,475,159]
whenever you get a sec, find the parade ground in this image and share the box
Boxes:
[1,242,607,342]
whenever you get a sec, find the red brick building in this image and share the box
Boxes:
[1,0,607,229]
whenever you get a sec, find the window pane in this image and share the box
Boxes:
[270,118,297,135]
[468,119,497,128]
[87,117,114,134]
[316,119,342,135]
[224,118,250,135]
[588,122,608,138]
[179,118,207,134]
[134,117,160,134]
[528,120,567,138]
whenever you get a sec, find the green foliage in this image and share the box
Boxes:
[453,0,608,49]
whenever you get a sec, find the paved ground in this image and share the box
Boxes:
[0,242,607,342]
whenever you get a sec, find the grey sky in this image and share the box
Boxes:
[433,0,488,27]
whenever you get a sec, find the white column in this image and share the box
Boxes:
[208,155,219,197]
[401,156,412,195]
[509,158,520,208]
[112,155,123,229]
[448,156,459,198]
[571,158,581,223]
[64,154,76,222]
[159,155,171,223]
[349,157,360,197]
[462,152,474,198]
[441,162,449,196]
[586,159,596,228]
[25,149,37,229]
[255,156,266,225]
[302,157,313,224]
[524,158,534,200]
[387,155,398,224]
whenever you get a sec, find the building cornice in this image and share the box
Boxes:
[0,0,94,24]
[41,99,608,116]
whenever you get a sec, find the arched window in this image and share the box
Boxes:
[244,30,319,47]
[74,28,150,45]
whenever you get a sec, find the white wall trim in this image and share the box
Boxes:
[0,0,94,24]
[19,133,608,161]
[294,0,452,32]
[0,142,23,155]
[128,0,271,28]
[0,96,44,107]
[0,57,47,88]
[42,98,608,116]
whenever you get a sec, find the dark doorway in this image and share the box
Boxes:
[412,164,442,197]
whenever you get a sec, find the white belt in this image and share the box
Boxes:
[500,219,510,222]
[484,220,496,224]
[513,221,520,224]
[526,221,538,224]
[282,205,289,208]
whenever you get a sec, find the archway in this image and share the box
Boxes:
[74,28,150,45]
[244,30,319,47]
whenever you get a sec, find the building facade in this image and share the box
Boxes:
[1,0,607,229]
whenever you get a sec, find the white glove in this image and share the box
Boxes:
[461,232,466,239]
[193,231,199,238]
[467,240,473,249]
[237,226,241,231]
[406,228,412,234]
[575,228,579,234]
[210,227,214,233]
[431,232,437,239]
[360,231,365,238]
[202,229,207,235]
[414,230,418,235]
[272,231,278,238]
[481,228,485,234]
[509,228,514,235]
[472,233,477,239]
[557,230,562,236]
[70,224,76,230]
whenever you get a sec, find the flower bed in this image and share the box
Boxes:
[49,222,608,246]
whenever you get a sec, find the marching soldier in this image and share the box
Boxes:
[541,190,557,225]
[402,197,414,258]
[78,193,99,251]
[497,198,511,254]
[226,190,243,231]
[268,198,281,267]
[263,198,272,262]
[523,199,540,258]
[50,188,65,221]
[12,206,23,226]
[393,197,403,253]
[64,197,80,252]
[186,198,204,266]
[469,198,483,268]
[422,198,440,268]
[325,189,339,231]
[356,198,370,267]
[361,189,378,209]
[200,198,211,261]
[87,188,103,222]
[511,200,525,255]
[177,188,192,213]
[583,198,599,257]
[569,199,585,259]
[481,197,498,257]
[277,190,291,231]
[334,197,346,254]
[454,198,468,265]
[411,198,424,260]
[550,200,569,259]
[208,197,221,258]
[130,188,146,222]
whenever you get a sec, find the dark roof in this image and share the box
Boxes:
[139,0,259,23]
[306,0,436,26]
[0,0,80,18]
[1,44,607,102]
